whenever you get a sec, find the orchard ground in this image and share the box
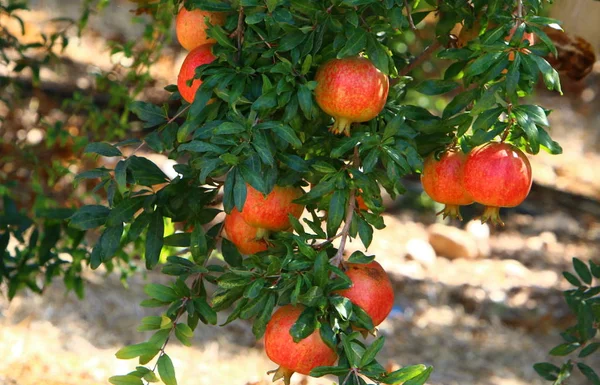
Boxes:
[2,1,600,385]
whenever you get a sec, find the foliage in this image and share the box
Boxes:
[2,0,594,385]
[0,0,175,297]
[535,258,600,385]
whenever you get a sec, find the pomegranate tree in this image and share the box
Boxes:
[421,149,473,220]
[463,142,533,225]
[52,0,567,384]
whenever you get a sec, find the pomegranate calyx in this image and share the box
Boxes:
[254,227,270,240]
[329,117,353,136]
[436,204,463,220]
[479,206,505,226]
[267,366,295,385]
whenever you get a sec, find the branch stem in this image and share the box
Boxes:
[404,0,417,31]
[398,40,441,77]
[329,146,361,267]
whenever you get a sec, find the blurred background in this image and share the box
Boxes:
[1,0,600,384]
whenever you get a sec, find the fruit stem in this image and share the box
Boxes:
[479,206,505,226]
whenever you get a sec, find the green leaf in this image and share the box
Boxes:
[533,362,560,381]
[190,222,208,264]
[563,272,581,287]
[357,216,373,249]
[131,101,167,128]
[573,257,592,285]
[115,342,156,360]
[529,54,563,94]
[443,88,478,119]
[464,52,503,78]
[278,30,306,52]
[221,238,243,266]
[106,196,145,227]
[194,298,218,325]
[549,342,580,356]
[252,293,276,338]
[84,142,122,157]
[404,366,433,385]
[108,375,144,385]
[144,284,178,302]
[337,28,367,58]
[310,366,351,377]
[327,189,346,237]
[414,80,459,95]
[579,342,600,358]
[382,364,428,384]
[577,363,600,385]
[69,205,110,230]
[145,212,164,270]
[178,140,225,154]
[347,250,375,264]
[472,107,504,132]
[517,105,549,126]
[330,295,353,321]
[313,251,329,288]
[290,307,317,342]
[359,336,385,367]
[272,124,302,148]
[128,156,169,186]
[157,354,177,385]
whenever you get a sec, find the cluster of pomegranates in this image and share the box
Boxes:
[421,142,533,225]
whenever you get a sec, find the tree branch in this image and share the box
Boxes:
[329,146,361,267]
[404,0,417,31]
[398,40,442,77]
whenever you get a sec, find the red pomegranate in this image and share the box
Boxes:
[462,142,532,225]
[177,43,216,104]
[223,209,268,255]
[335,261,394,327]
[314,57,389,136]
[421,149,474,220]
[265,305,337,384]
[176,7,226,51]
[240,185,305,232]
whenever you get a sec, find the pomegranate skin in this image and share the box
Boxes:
[177,43,216,104]
[176,8,226,50]
[265,305,337,379]
[463,142,532,225]
[223,209,268,255]
[241,185,305,232]
[314,57,389,136]
[421,150,473,220]
[336,261,394,327]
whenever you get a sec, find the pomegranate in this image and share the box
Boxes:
[240,185,305,232]
[177,43,216,104]
[223,209,268,255]
[265,305,337,384]
[421,149,474,220]
[463,142,532,225]
[314,57,389,136]
[335,261,394,327]
[176,7,226,50]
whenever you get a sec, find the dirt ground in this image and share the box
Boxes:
[2,2,600,385]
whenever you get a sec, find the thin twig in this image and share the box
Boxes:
[398,40,442,77]
[404,0,417,31]
[235,7,245,63]
[313,232,344,250]
[329,146,361,267]
[517,0,523,19]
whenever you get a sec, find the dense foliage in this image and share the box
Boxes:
[2,0,598,384]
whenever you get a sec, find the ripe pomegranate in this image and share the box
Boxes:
[335,261,394,327]
[314,57,389,136]
[265,305,337,384]
[176,7,226,50]
[177,43,216,104]
[240,185,305,232]
[421,149,474,220]
[462,142,532,225]
[223,209,268,255]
